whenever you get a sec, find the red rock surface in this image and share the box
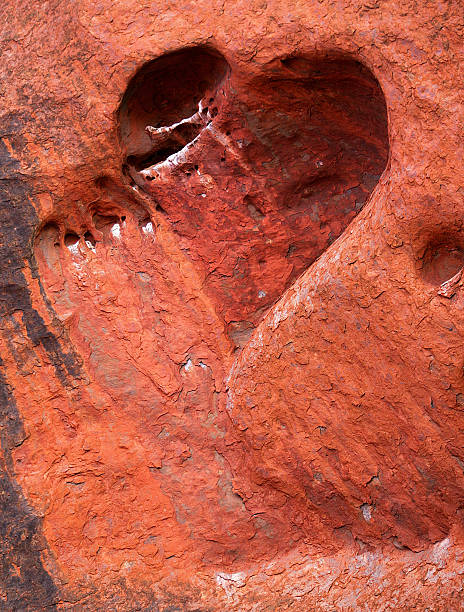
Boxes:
[1,0,464,609]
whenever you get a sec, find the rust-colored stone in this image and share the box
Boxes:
[1,0,464,609]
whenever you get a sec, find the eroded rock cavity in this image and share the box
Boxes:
[119,47,389,345]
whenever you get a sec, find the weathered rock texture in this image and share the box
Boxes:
[1,0,464,609]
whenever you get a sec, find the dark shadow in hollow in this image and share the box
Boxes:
[117,49,389,340]
[119,46,230,170]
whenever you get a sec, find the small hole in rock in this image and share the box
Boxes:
[421,244,464,286]
[64,233,79,247]
[84,231,96,248]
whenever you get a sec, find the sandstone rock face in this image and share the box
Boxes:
[1,1,463,609]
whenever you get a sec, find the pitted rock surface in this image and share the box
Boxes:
[1,0,464,609]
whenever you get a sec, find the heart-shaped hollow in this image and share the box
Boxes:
[120,47,389,346]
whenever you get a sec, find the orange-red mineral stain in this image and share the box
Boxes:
[1,0,464,609]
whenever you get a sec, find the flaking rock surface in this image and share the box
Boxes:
[1,0,464,610]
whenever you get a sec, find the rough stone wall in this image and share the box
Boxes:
[0,0,464,609]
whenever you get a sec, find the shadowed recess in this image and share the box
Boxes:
[119,46,230,169]
[120,50,389,342]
